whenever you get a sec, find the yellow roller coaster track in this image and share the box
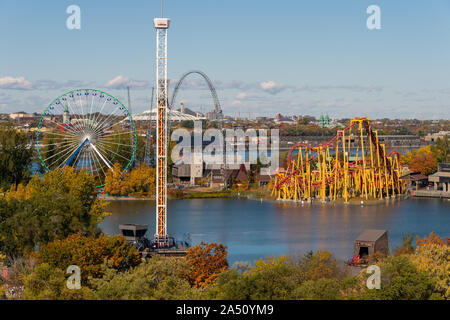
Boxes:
[272,118,407,202]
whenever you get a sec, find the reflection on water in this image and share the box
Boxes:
[99,198,450,264]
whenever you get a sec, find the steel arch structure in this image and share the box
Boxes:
[170,70,222,118]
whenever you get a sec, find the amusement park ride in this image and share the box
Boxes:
[272,118,407,202]
[36,89,137,188]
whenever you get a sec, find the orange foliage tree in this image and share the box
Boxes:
[403,146,437,175]
[416,231,449,247]
[37,232,141,284]
[185,242,229,288]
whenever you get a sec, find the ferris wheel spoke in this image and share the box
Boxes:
[47,142,81,168]
[71,143,84,170]
[43,117,80,136]
[57,142,86,168]
[91,142,113,171]
[86,147,96,176]
[39,141,79,156]
[91,142,115,169]
[87,94,97,132]
[89,97,109,131]
[98,138,135,149]
[43,139,79,161]
[91,116,123,137]
[96,142,133,163]
[65,99,88,133]
[100,130,136,139]
[91,104,125,134]
[71,95,90,133]
[90,144,108,176]
[39,134,78,147]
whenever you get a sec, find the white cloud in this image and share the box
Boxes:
[259,81,287,95]
[104,75,149,90]
[0,76,35,90]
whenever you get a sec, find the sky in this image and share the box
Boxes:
[1,0,450,119]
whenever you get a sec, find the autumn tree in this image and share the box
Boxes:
[37,232,141,284]
[393,233,416,256]
[0,168,109,258]
[127,164,156,196]
[104,162,129,196]
[413,233,449,299]
[104,163,156,197]
[185,242,229,288]
[403,146,437,175]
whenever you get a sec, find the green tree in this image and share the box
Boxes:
[430,136,450,163]
[90,255,200,300]
[0,124,33,188]
[0,168,109,258]
[22,263,94,300]
[362,255,437,300]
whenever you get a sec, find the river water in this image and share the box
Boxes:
[99,198,450,265]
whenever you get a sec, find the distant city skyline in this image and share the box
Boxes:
[1,0,450,119]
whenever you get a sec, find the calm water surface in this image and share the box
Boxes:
[99,198,450,264]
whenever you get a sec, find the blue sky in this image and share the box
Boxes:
[1,0,450,119]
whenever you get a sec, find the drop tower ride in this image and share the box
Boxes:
[154,15,170,247]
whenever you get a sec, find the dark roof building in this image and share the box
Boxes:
[354,229,389,258]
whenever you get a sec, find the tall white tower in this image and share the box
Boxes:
[154,16,171,246]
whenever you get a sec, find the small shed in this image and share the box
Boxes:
[354,229,389,258]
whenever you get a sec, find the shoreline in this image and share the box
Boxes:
[100,190,411,206]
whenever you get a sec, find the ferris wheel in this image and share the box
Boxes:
[36,89,137,187]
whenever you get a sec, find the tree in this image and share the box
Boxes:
[292,278,344,300]
[413,232,449,299]
[403,146,437,175]
[185,242,229,288]
[104,163,156,197]
[22,263,94,300]
[0,168,109,258]
[104,163,130,196]
[393,233,416,256]
[37,232,141,284]
[362,255,437,300]
[0,124,33,188]
[302,250,340,281]
[127,164,156,196]
[430,136,450,163]
[90,255,200,300]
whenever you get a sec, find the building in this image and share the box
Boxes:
[424,131,449,142]
[132,109,204,122]
[400,172,429,190]
[429,163,450,192]
[354,229,389,260]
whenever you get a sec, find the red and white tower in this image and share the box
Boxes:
[154,16,170,246]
